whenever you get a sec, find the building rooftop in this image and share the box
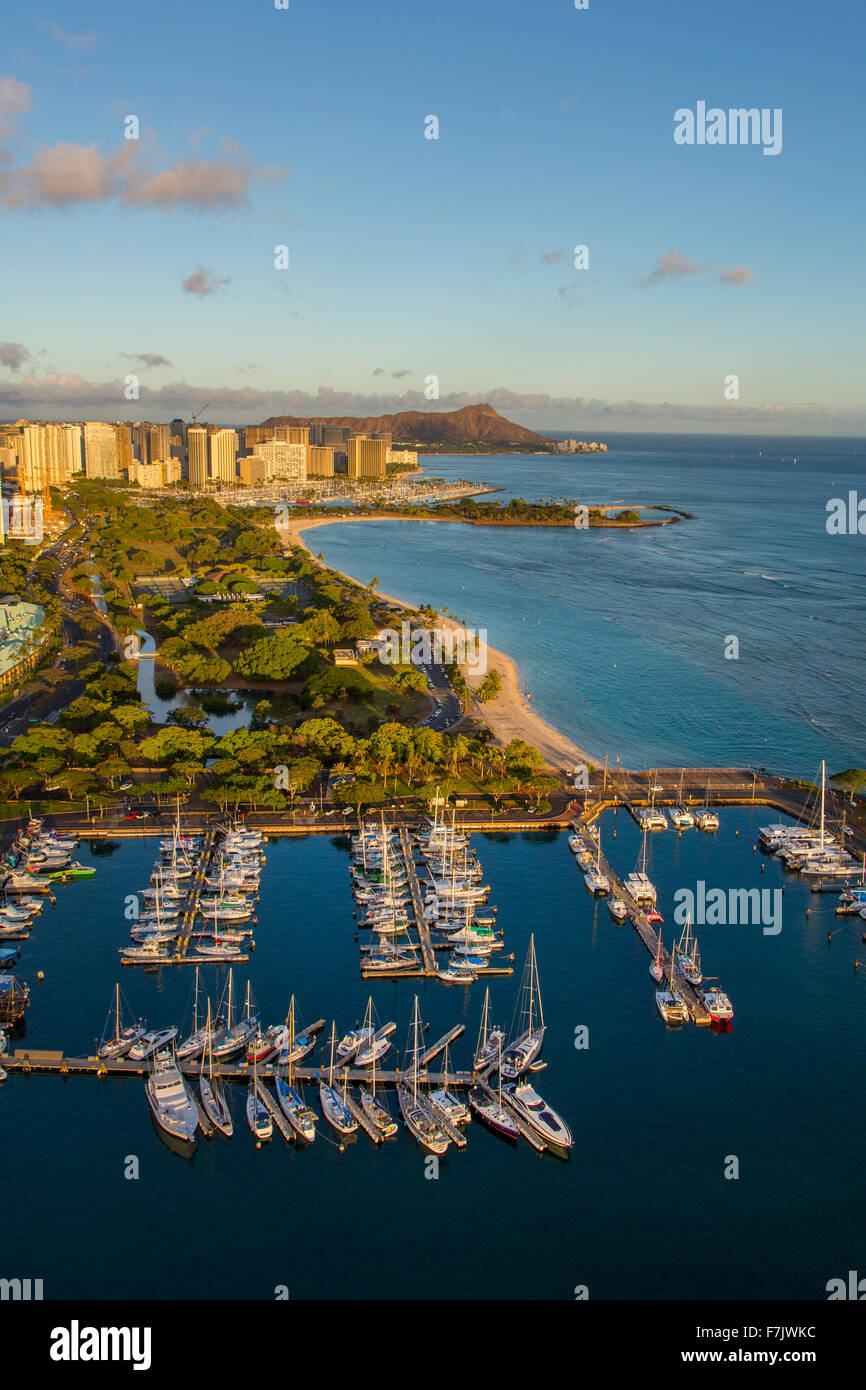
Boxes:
[0,600,47,678]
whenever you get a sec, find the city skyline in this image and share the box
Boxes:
[0,0,863,434]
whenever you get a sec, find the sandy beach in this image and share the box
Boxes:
[283,512,596,773]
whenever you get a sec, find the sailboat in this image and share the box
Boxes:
[625,828,657,905]
[429,1041,470,1126]
[669,772,695,830]
[695,783,719,831]
[583,826,610,895]
[199,999,233,1137]
[676,914,703,985]
[97,983,146,1060]
[353,998,392,1067]
[211,973,259,1060]
[275,997,317,1143]
[473,987,506,1071]
[469,1036,519,1140]
[649,931,665,983]
[397,996,449,1154]
[246,1053,273,1141]
[358,1037,397,1137]
[318,1022,358,1135]
[655,955,689,1025]
[176,967,213,1061]
[500,935,546,1079]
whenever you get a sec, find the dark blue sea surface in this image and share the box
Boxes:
[308,434,866,776]
[2,810,863,1300]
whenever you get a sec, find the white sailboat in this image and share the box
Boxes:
[625,828,657,906]
[358,1035,397,1138]
[97,983,146,1060]
[275,997,317,1143]
[500,935,546,1079]
[676,914,703,985]
[473,986,506,1071]
[246,1053,273,1141]
[199,999,233,1137]
[583,826,610,895]
[318,1022,358,1136]
[398,996,449,1154]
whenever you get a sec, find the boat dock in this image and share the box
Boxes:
[342,1090,383,1143]
[256,1079,294,1144]
[177,829,215,957]
[419,1024,464,1066]
[578,825,711,1025]
[398,826,436,972]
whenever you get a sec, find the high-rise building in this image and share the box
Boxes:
[238,454,267,486]
[244,426,275,450]
[310,423,350,450]
[305,445,335,477]
[113,424,134,475]
[187,425,209,486]
[170,418,186,446]
[386,447,418,469]
[257,440,306,482]
[83,422,119,479]
[271,425,310,446]
[150,424,171,462]
[210,428,238,484]
[347,435,386,480]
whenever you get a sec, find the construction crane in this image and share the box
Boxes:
[190,403,211,426]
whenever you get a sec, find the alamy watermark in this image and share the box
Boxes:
[378,620,488,676]
[674,102,782,157]
[674,881,782,936]
[826,492,866,535]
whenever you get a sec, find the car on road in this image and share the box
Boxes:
[341,806,354,816]
[119,780,134,791]
[122,811,149,820]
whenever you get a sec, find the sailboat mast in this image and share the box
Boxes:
[820,760,826,851]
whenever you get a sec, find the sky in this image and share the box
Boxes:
[0,0,863,433]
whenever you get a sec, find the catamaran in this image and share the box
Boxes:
[625,828,657,906]
[695,784,719,831]
[500,934,546,1079]
[98,983,146,1059]
[199,999,233,1137]
[655,958,689,1025]
[145,1049,199,1144]
[669,772,695,829]
[319,1022,358,1136]
[398,996,450,1154]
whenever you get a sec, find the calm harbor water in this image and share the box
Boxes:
[309,434,866,776]
[3,810,864,1301]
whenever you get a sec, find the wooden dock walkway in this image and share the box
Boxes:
[343,1090,383,1143]
[398,826,436,973]
[256,1078,294,1144]
[177,829,215,958]
[579,826,712,1026]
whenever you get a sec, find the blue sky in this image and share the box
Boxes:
[0,0,863,432]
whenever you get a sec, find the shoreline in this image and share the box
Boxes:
[285,513,598,773]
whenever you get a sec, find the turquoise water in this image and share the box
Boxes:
[3,812,864,1301]
[307,434,866,776]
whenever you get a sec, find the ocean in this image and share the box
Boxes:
[307,434,866,777]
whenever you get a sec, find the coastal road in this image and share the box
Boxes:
[418,661,462,731]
